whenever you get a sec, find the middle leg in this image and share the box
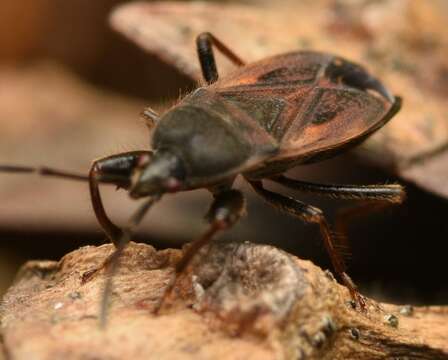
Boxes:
[249,180,365,308]
[155,189,246,313]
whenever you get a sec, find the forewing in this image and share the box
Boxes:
[279,86,391,161]
[206,51,392,171]
[212,52,333,141]
[214,51,331,89]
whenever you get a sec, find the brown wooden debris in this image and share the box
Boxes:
[110,0,448,197]
[1,241,447,359]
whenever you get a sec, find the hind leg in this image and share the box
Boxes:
[249,180,365,309]
[269,175,405,247]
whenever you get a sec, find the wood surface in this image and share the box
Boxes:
[1,241,447,359]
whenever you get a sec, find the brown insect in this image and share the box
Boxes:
[0,32,404,320]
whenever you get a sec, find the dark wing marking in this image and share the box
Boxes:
[279,86,391,161]
[216,87,314,142]
[214,51,331,89]
[210,52,333,141]
[218,92,286,137]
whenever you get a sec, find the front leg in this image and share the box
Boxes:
[249,180,365,309]
[155,189,246,313]
[85,152,159,325]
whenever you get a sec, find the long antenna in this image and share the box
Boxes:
[0,164,89,181]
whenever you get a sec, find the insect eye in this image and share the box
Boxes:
[162,177,182,192]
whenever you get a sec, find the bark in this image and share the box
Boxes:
[1,241,447,360]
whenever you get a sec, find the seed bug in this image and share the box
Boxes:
[1,32,404,320]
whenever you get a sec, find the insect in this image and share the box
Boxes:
[1,32,404,318]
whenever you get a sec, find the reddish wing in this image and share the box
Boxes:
[211,51,393,167]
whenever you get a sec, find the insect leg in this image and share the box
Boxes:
[81,151,154,281]
[270,175,405,247]
[2,152,156,326]
[249,180,365,309]
[84,151,151,242]
[196,32,245,84]
[270,175,405,203]
[89,161,124,246]
[334,201,392,247]
[155,189,245,313]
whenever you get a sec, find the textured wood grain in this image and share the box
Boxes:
[1,241,447,359]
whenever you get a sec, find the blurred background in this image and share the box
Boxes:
[0,0,447,306]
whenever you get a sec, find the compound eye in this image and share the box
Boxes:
[325,58,394,102]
